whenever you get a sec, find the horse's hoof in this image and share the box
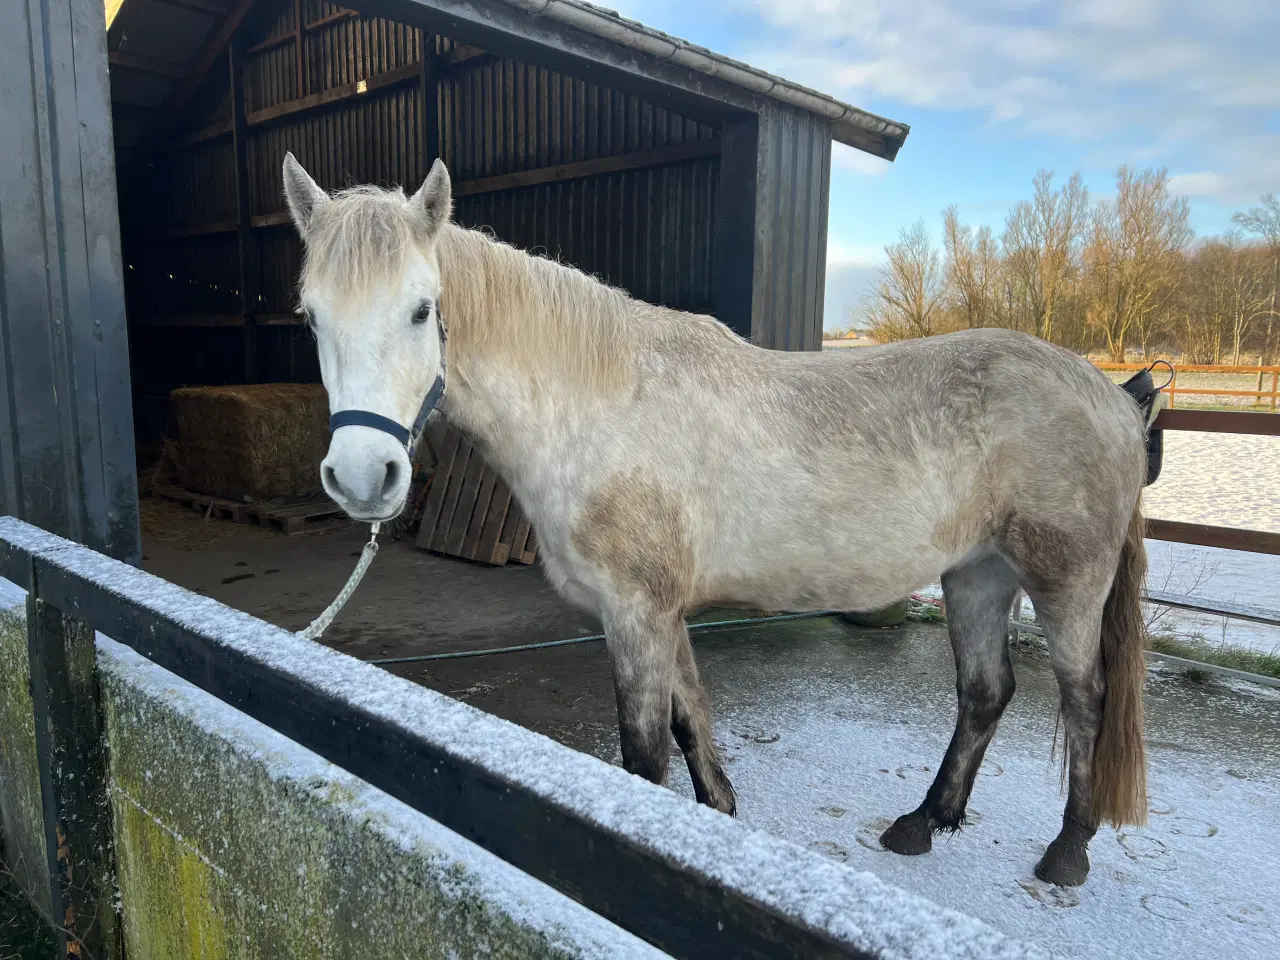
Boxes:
[880,811,933,856]
[1034,837,1090,886]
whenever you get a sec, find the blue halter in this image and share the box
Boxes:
[328,316,447,450]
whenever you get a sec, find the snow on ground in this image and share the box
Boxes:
[1143,430,1280,536]
[666,619,1280,960]
[1133,429,1279,657]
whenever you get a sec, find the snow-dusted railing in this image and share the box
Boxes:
[0,516,1036,960]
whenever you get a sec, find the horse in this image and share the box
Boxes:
[281,152,1150,888]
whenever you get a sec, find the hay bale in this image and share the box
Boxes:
[171,383,329,500]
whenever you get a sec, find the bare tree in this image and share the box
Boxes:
[1001,170,1089,344]
[862,218,947,342]
[1232,193,1280,364]
[942,205,999,329]
[1084,166,1193,361]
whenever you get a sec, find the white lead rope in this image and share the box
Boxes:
[296,522,381,642]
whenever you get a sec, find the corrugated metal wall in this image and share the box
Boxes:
[124,4,723,442]
[750,103,831,352]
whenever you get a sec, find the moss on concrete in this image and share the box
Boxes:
[99,644,648,959]
[0,603,51,921]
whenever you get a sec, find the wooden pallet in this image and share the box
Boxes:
[154,485,346,536]
[414,421,538,566]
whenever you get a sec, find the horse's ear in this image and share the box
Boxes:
[282,152,328,235]
[411,158,453,242]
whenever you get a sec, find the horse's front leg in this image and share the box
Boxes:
[603,604,680,786]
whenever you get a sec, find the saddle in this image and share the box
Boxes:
[1117,364,1170,486]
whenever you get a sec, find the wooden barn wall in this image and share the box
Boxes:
[749,103,831,352]
[123,2,721,446]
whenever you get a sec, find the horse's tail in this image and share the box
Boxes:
[1092,501,1148,828]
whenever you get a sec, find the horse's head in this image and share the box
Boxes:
[283,152,451,522]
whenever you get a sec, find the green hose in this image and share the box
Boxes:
[366,609,840,666]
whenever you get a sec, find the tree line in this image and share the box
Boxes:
[855,168,1280,365]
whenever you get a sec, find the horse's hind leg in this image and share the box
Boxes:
[672,630,736,814]
[881,551,1019,856]
[1030,593,1108,886]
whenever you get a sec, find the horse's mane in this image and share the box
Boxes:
[301,181,740,398]
[437,224,636,397]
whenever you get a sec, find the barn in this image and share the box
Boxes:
[3,0,908,567]
[110,0,908,465]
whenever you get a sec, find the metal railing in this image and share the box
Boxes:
[0,517,1029,960]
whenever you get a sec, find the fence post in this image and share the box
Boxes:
[1271,369,1278,413]
[26,559,121,959]
[1256,357,1265,408]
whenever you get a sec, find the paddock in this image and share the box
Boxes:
[3,1,1280,958]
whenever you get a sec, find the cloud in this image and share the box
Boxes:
[1169,172,1230,199]
[831,143,891,177]
[825,237,885,267]
[734,0,1280,199]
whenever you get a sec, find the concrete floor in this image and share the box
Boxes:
[141,500,1280,960]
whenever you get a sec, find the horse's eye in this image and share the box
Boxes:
[412,301,433,325]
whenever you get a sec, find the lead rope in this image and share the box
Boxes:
[296,522,381,642]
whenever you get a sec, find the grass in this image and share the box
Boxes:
[1148,631,1280,681]
[0,866,56,960]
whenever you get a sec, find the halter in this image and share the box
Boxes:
[328,315,447,450]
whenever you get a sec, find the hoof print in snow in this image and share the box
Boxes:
[1019,879,1080,908]
[819,805,846,819]
[1167,817,1218,838]
[977,759,1003,778]
[807,840,849,862]
[1117,832,1176,871]
[1141,894,1193,922]
[856,818,895,852]
[893,764,931,781]
[1227,904,1265,926]
[1147,796,1175,815]
[733,728,780,744]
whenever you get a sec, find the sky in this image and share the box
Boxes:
[601,0,1280,329]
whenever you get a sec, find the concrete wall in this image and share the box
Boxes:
[0,582,664,959]
[0,584,50,920]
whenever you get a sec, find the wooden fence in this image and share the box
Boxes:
[1094,361,1280,411]
[1146,408,1279,556]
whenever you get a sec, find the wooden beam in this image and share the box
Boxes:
[230,30,259,383]
[293,0,305,98]
[1146,519,1280,556]
[1153,408,1280,437]
[246,32,293,56]
[108,51,186,79]
[437,43,494,73]
[248,7,358,51]
[246,60,421,125]
[123,0,259,177]
[419,32,440,170]
[130,313,299,327]
[305,9,360,31]
[162,220,238,238]
[179,119,234,146]
[456,139,722,197]
[162,142,723,238]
